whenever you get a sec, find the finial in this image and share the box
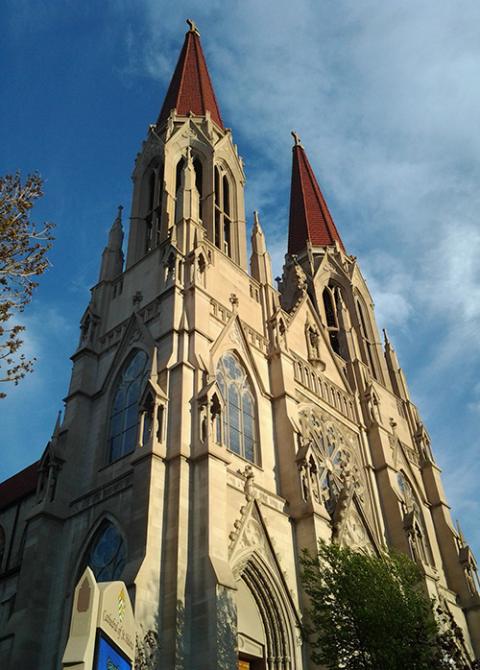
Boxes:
[456,520,466,546]
[291,130,303,148]
[186,19,200,36]
[253,210,262,230]
[229,293,239,309]
[382,328,390,345]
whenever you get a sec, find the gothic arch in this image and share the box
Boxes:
[236,554,298,669]
[74,514,127,585]
[215,350,260,464]
[396,471,434,566]
[353,292,381,380]
[139,158,165,253]
[105,347,150,463]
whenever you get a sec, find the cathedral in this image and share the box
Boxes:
[0,20,479,669]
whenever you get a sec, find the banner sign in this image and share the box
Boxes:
[62,568,136,670]
[95,633,131,670]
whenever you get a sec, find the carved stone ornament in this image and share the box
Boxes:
[364,383,381,426]
[297,408,369,519]
[338,507,371,551]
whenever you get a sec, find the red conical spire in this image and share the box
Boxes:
[288,132,345,255]
[157,20,224,130]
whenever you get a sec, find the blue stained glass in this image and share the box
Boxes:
[230,427,241,454]
[216,371,226,398]
[85,522,126,583]
[244,413,254,438]
[108,350,149,462]
[110,413,123,439]
[243,392,254,416]
[244,436,255,462]
[112,389,125,413]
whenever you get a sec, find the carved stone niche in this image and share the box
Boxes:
[364,383,381,427]
[305,320,325,371]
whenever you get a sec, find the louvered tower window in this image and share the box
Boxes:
[214,166,232,257]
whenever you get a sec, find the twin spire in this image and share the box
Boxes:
[157,19,224,130]
[156,21,346,257]
[288,131,345,255]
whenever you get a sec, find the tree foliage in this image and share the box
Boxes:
[301,542,476,670]
[0,172,54,397]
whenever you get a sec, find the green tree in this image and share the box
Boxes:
[0,172,54,397]
[301,541,475,670]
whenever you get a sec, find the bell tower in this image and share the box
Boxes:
[126,20,247,270]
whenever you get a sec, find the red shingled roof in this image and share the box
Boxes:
[157,27,224,130]
[288,142,345,255]
[0,461,38,510]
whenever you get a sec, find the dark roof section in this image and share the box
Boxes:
[157,22,224,130]
[0,462,38,511]
[288,140,346,255]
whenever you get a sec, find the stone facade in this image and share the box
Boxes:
[0,21,479,670]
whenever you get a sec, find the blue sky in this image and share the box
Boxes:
[1,1,479,558]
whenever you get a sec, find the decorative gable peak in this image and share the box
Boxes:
[288,131,345,256]
[156,19,224,131]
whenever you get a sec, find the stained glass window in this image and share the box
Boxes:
[83,521,126,582]
[109,350,149,462]
[216,352,257,463]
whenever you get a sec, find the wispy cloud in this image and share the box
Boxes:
[117,0,480,552]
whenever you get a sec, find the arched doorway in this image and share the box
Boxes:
[236,558,293,670]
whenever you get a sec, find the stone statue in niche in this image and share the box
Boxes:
[308,455,320,503]
[199,401,208,443]
[306,323,321,360]
[365,383,381,426]
[210,394,222,444]
[298,459,310,502]
[459,544,480,596]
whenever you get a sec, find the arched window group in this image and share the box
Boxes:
[356,298,378,379]
[397,472,432,565]
[143,161,164,254]
[322,284,344,357]
[216,352,257,463]
[214,165,232,257]
[109,350,149,462]
[81,520,126,582]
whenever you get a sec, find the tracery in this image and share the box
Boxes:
[216,352,257,463]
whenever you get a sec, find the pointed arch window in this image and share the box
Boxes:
[356,298,378,379]
[397,472,433,565]
[109,350,149,462]
[214,166,233,258]
[193,157,203,221]
[143,161,164,253]
[216,352,257,463]
[322,284,341,356]
[81,520,126,582]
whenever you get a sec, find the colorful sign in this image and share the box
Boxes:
[95,634,131,670]
[62,568,136,670]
